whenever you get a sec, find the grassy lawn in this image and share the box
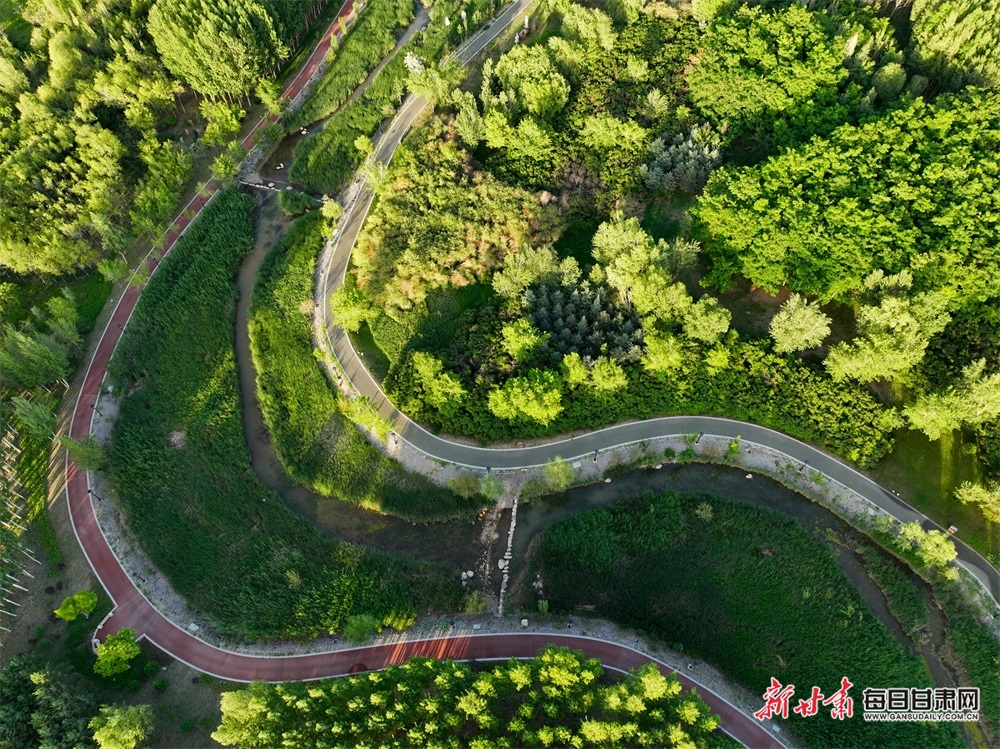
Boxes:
[536,490,964,749]
[869,429,997,559]
[349,322,392,382]
[107,188,463,641]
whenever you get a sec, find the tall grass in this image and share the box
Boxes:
[291,0,415,128]
[107,188,462,641]
[537,491,964,749]
[248,211,483,520]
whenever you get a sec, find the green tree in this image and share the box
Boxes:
[642,333,685,374]
[909,0,1000,90]
[210,143,246,183]
[28,668,96,748]
[212,647,722,747]
[898,523,958,571]
[454,93,487,147]
[11,395,56,439]
[826,293,949,382]
[256,78,284,115]
[213,682,277,749]
[200,101,245,148]
[320,197,343,235]
[544,457,574,492]
[148,0,289,99]
[561,352,590,389]
[491,44,570,121]
[411,352,466,416]
[955,481,1000,524]
[691,0,735,22]
[54,590,98,622]
[94,629,140,678]
[130,136,192,239]
[590,357,627,392]
[905,359,1000,439]
[90,704,153,749]
[687,4,851,145]
[330,277,374,333]
[769,294,831,353]
[683,297,730,344]
[592,215,687,318]
[0,326,70,389]
[606,0,644,26]
[408,58,463,101]
[59,435,104,472]
[696,92,1000,302]
[97,258,130,283]
[493,245,578,299]
[501,319,549,363]
[488,369,563,425]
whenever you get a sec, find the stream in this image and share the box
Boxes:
[233,194,494,572]
[511,463,958,692]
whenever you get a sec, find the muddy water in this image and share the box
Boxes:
[233,193,489,571]
[512,463,958,691]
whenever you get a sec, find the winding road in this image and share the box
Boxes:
[317,18,999,609]
[57,2,991,747]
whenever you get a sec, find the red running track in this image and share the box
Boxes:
[60,6,785,747]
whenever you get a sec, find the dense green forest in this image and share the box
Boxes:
[213,646,735,748]
[330,0,1000,528]
[0,0,331,276]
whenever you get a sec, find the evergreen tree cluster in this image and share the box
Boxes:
[909,0,1000,91]
[641,123,722,194]
[525,280,644,365]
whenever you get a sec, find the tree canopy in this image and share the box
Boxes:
[687,4,851,146]
[909,0,1000,91]
[696,92,1000,303]
[213,647,725,748]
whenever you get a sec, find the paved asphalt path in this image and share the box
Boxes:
[318,7,999,608]
[60,4,791,747]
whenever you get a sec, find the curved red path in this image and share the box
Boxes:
[61,6,784,748]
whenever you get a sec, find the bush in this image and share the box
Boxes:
[343,614,380,643]
[277,190,318,217]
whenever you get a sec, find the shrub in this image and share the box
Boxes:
[277,190,318,217]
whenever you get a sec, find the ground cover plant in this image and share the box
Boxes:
[535,490,964,748]
[213,645,736,748]
[248,210,484,520]
[106,188,462,641]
